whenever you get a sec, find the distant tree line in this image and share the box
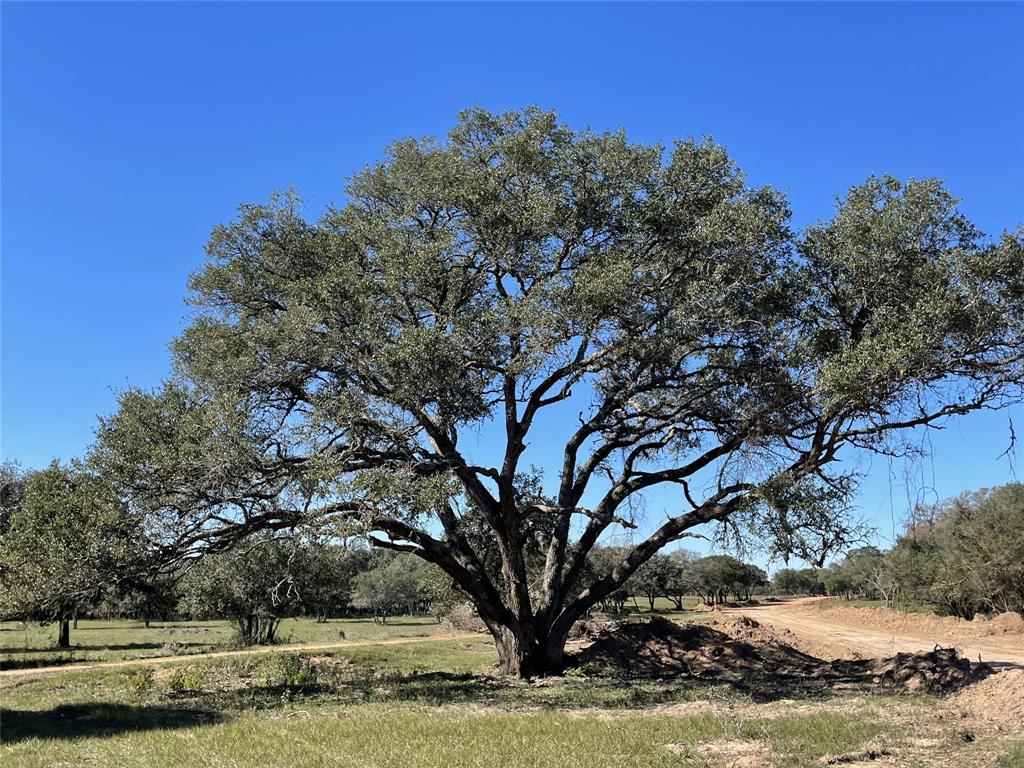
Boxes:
[3,458,1019,648]
[1,457,778,648]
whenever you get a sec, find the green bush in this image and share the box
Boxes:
[259,654,318,689]
[123,668,155,696]
[166,667,205,693]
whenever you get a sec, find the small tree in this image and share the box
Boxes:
[178,536,298,644]
[418,564,464,622]
[292,542,367,622]
[0,462,142,648]
[350,554,424,624]
[631,554,682,611]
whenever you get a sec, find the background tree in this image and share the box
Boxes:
[93,107,1024,676]
[350,553,424,624]
[292,542,367,622]
[928,484,1024,617]
[417,564,465,622]
[0,462,142,647]
[689,555,749,605]
[662,549,701,609]
[584,546,634,613]
[831,546,886,599]
[98,576,180,627]
[630,554,682,611]
[178,535,298,644]
[735,563,768,601]
[772,567,825,596]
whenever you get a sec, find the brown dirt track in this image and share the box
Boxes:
[720,597,1024,670]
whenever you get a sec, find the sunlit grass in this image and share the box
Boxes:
[0,615,447,670]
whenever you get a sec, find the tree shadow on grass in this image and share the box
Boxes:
[4,642,166,656]
[0,703,224,744]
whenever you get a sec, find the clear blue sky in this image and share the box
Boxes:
[3,2,1022,559]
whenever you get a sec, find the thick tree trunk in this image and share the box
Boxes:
[57,618,71,649]
[492,624,568,678]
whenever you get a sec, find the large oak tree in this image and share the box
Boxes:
[93,108,1023,676]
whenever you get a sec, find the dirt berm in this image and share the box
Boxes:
[573,616,991,695]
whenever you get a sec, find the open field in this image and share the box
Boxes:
[0,616,449,670]
[2,602,1022,768]
[3,635,1022,768]
[0,601,709,673]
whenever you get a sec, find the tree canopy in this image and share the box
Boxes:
[91,107,1023,676]
[0,462,144,647]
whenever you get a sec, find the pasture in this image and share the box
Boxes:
[3,609,1023,768]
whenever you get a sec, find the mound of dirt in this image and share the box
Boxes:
[708,615,863,662]
[833,647,992,694]
[990,611,1024,634]
[575,616,822,680]
[949,669,1024,727]
[798,601,1024,640]
[567,618,619,642]
[574,616,990,695]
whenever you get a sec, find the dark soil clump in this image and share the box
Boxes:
[572,616,991,696]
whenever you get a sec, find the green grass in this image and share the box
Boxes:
[5,634,1021,768]
[999,742,1024,768]
[0,615,447,670]
[0,639,897,768]
[1,606,708,672]
[0,704,893,768]
[6,610,1017,767]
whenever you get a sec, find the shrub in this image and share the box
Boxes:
[166,667,205,693]
[123,668,155,696]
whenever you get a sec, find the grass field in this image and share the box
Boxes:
[2,626,1023,767]
[0,615,448,670]
[3,605,1021,767]
[1,601,709,671]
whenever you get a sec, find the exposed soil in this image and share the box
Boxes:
[817,741,894,765]
[574,616,991,696]
[797,600,1024,638]
[708,614,866,661]
[721,598,1024,669]
[949,669,1024,727]
[666,738,771,767]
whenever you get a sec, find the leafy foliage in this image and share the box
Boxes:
[0,463,144,643]
[90,107,1023,675]
[177,536,299,644]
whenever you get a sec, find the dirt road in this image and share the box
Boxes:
[724,598,1024,670]
[0,632,480,682]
